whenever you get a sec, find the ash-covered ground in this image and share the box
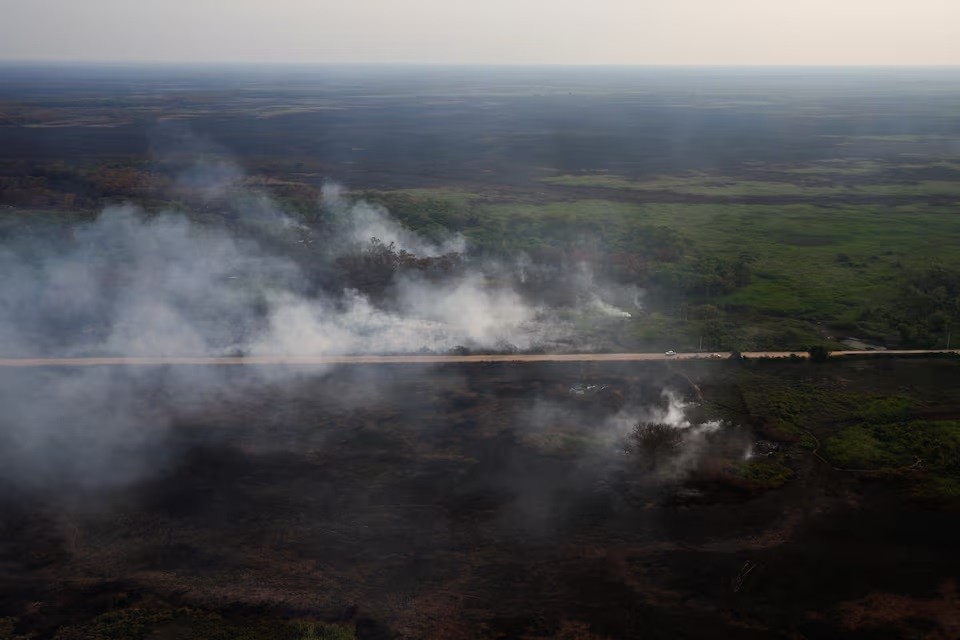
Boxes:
[1,360,957,639]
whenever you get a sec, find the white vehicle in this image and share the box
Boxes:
[664,350,677,357]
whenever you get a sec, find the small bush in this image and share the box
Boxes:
[627,423,684,461]
[729,459,793,489]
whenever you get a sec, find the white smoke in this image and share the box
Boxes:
[321,183,465,257]
[250,274,560,356]
[589,295,632,319]
[0,147,650,494]
[605,390,731,481]
[0,190,564,358]
[574,262,640,319]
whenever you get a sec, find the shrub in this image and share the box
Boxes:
[627,423,684,462]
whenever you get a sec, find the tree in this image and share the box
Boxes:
[808,345,831,363]
[627,423,684,463]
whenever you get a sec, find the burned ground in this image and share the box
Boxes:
[1,359,958,638]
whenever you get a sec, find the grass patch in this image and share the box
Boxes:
[732,359,960,503]
[540,172,960,198]
[476,198,960,323]
[823,421,960,471]
[374,184,960,347]
[728,458,793,489]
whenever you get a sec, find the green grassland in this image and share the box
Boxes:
[7,104,960,354]
[371,177,960,351]
[540,156,960,198]
[8,155,959,353]
[543,173,960,198]
[730,356,960,502]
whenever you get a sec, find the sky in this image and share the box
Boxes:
[1,0,958,66]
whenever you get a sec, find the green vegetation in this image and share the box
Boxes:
[729,458,793,490]
[824,421,960,471]
[735,358,960,503]
[6,71,960,354]
[6,66,960,640]
[861,265,960,346]
[540,170,960,198]
[8,156,960,352]
[368,184,960,350]
[740,376,918,428]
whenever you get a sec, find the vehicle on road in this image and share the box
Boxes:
[665,350,677,357]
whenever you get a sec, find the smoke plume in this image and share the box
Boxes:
[0,143,641,495]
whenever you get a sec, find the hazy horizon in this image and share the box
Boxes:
[4,61,960,69]
[2,0,959,66]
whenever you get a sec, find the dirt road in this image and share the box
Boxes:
[0,350,955,367]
